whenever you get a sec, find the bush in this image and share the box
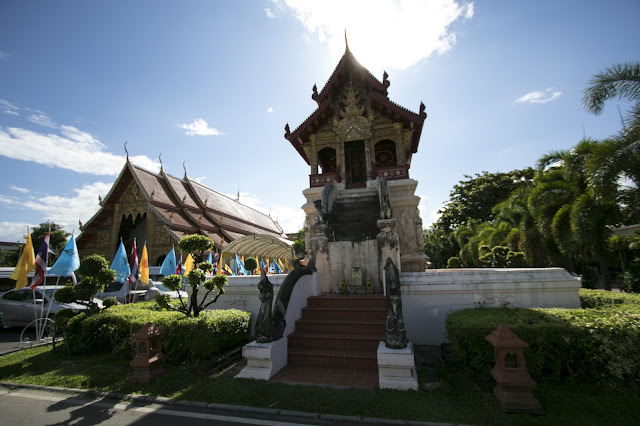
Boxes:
[446,296,640,388]
[446,257,462,268]
[65,302,250,363]
[580,288,640,309]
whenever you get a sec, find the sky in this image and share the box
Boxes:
[0,0,639,243]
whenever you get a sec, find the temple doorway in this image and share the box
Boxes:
[345,140,366,187]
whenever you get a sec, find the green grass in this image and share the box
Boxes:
[1,345,639,425]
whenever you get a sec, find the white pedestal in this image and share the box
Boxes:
[377,341,419,390]
[235,338,288,380]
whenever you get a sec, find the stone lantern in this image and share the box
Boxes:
[485,325,542,413]
[130,322,166,383]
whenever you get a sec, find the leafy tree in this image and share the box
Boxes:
[292,228,305,260]
[0,249,20,267]
[446,257,462,268]
[158,234,227,317]
[436,168,534,231]
[423,227,458,269]
[244,257,258,273]
[31,222,70,266]
[54,254,116,315]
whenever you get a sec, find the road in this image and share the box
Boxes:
[0,386,354,426]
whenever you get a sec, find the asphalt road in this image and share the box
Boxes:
[0,386,362,426]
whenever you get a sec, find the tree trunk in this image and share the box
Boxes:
[599,255,611,291]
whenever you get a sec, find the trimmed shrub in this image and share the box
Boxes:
[580,288,640,309]
[446,295,640,388]
[65,302,250,363]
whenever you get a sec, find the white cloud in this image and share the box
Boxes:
[0,51,8,61]
[27,113,57,128]
[273,0,474,73]
[267,107,275,113]
[515,88,562,104]
[227,192,305,233]
[177,118,221,136]
[0,222,34,242]
[0,182,113,239]
[265,8,275,19]
[9,185,29,194]
[192,176,207,184]
[0,99,20,116]
[0,125,159,175]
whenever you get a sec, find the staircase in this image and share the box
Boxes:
[271,294,385,389]
[328,192,380,242]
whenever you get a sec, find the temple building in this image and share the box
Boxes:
[285,42,428,293]
[77,161,286,265]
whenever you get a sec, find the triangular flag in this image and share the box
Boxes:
[9,228,36,290]
[159,246,176,276]
[31,230,50,288]
[110,240,131,283]
[128,239,139,284]
[49,233,80,277]
[183,253,195,275]
[139,243,149,284]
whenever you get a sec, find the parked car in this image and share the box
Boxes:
[144,280,188,301]
[0,286,102,328]
[94,280,149,304]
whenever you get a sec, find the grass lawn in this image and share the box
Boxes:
[1,344,638,425]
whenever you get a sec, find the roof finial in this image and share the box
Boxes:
[124,141,129,161]
[345,28,349,52]
[158,153,164,172]
[183,161,187,177]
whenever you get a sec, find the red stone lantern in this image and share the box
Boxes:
[130,322,166,383]
[485,325,542,413]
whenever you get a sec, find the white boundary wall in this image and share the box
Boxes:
[401,268,581,345]
[201,273,320,337]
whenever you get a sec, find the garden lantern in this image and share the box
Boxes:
[130,322,166,383]
[485,325,542,413]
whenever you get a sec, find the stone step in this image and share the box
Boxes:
[300,305,386,321]
[295,318,385,335]
[288,347,378,369]
[307,294,385,308]
[288,331,384,352]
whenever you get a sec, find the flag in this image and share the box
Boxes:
[277,258,285,273]
[285,259,295,271]
[30,230,50,288]
[176,251,183,275]
[139,243,149,284]
[184,253,195,275]
[206,251,213,276]
[272,258,282,274]
[260,258,267,274]
[212,251,219,275]
[224,263,234,275]
[9,228,36,290]
[110,240,131,283]
[128,239,139,284]
[159,246,176,276]
[49,233,80,277]
[235,253,246,275]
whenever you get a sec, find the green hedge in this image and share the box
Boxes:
[65,302,250,363]
[579,288,640,309]
[445,291,640,388]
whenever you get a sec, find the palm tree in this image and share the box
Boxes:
[583,62,640,215]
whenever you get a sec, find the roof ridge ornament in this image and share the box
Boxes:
[183,161,187,178]
[124,141,129,162]
[159,153,163,173]
[344,28,349,52]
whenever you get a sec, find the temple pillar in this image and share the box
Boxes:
[388,179,428,272]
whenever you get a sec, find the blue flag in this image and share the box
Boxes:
[49,233,80,277]
[272,259,282,274]
[110,240,131,283]
[159,246,177,276]
[206,251,213,276]
[235,253,247,275]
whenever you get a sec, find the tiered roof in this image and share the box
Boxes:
[78,161,285,249]
[285,45,427,164]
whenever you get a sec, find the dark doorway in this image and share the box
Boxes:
[345,140,366,187]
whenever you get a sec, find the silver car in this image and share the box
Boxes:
[0,286,99,328]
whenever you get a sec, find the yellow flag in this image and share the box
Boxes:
[9,229,36,290]
[183,253,195,275]
[285,259,295,271]
[139,243,149,284]
[277,258,285,272]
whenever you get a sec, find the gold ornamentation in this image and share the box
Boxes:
[366,277,373,293]
[333,84,372,141]
[339,278,347,294]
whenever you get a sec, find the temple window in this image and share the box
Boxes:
[375,139,397,167]
[318,147,337,173]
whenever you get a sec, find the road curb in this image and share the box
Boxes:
[0,381,453,425]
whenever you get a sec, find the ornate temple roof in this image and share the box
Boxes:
[285,44,427,164]
[77,161,286,249]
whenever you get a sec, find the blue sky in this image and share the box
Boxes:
[0,1,638,243]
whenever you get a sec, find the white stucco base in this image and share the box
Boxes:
[235,338,288,380]
[377,341,418,390]
[401,268,581,345]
